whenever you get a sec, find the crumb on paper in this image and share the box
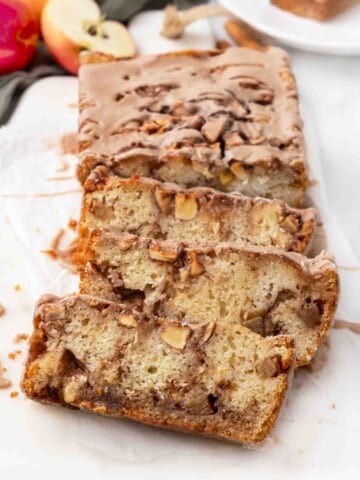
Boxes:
[0,361,11,389]
[331,403,336,409]
[44,133,76,172]
[14,333,29,343]
[68,102,77,109]
[0,378,11,389]
[10,391,19,398]
[59,132,78,155]
[68,218,78,230]
[35,227,41,234]
[8,350,22,360]
[14,284,21,292]
[44,132,78,156]
[0,302,5,316]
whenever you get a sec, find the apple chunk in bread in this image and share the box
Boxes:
[41,0,135,75]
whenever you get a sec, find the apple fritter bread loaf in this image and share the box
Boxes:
[22,294,295,445]
[80,167,315,254]
[271,0,355,20]
[80,231,339,367]
[78,47,307,206]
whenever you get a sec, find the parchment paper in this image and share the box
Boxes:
[0,21,359,480]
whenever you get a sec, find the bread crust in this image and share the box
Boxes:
[22,294,295,445]
[78,47,307,207]
[80,231,339,367]
[79,167,316,255]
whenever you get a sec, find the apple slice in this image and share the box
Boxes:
[41,0,136,75]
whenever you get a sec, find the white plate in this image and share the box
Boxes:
[220,0,360,55]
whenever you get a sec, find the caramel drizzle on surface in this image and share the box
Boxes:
[43,228,78,274]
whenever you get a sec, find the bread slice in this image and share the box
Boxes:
[78,47,307,207]
[80,231,339,367]
[22,294,295,445]
[80,167,316,254]
[271,0,355,20]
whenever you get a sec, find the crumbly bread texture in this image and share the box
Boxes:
[21,294,295,445]
[78,47,307,207]
[271,0,356,20]
[80,166,316,254]
[80,231,339,367]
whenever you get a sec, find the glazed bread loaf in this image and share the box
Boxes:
[80,231,339,367]
[271,0,355,20]
[78,47,307,206]
[22,294,295,445]
[80,167,316,254]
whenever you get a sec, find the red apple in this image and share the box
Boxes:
[41,0,136,75]
[0,0,39,74]
[22,0,48,23]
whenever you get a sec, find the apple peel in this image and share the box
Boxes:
[0,0,39,74]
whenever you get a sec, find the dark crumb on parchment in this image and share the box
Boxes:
[14,333,29,343]
[68,218,78,230]
[0,360,11,389]
[8,350,22,360]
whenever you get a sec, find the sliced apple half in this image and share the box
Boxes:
[41,0,136,75]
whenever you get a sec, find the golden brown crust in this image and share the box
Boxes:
[76,155,307,208]
[79,230,339,367]
[79,168,316,256]
[22,294,295,445]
